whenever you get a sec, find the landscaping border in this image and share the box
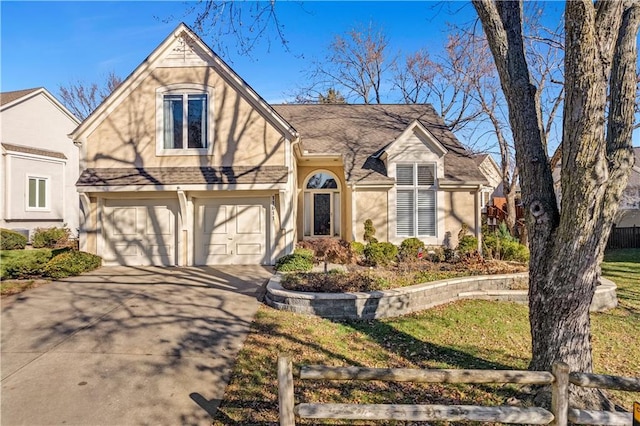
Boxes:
[264,273,618,319]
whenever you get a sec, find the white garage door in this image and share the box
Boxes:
[195,198,270,265]
[102,199,178,266]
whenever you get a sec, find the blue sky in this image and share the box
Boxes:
[1,1,494,103]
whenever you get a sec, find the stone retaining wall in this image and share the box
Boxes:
[264,273,618,320]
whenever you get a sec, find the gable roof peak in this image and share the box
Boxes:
[71,21,296,141]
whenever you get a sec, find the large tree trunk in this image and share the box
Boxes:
[473,0,639,409]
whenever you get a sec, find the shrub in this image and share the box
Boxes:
[364,242,398,267]
[457,235,479,255]
[1,228,27,250]
[350,241,365,256]
[293,247,315,259]
[501,240,530,263]
[363,219,377,243]
[482,229,529,262]
[399,237,425,261]
[274,253,313,272]
[32,227,71,249]
[42,250,102,279]
[297,238,355,264]
[3,250,53,279]
[426,246,445,262]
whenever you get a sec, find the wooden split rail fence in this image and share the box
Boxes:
[277,356,640,425]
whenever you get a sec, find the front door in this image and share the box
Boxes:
[312,193,332,236]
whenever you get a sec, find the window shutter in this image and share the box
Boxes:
[417,164,435,186]
[396,165,414,186]
[396,190,414,236]
[417,190,436,236]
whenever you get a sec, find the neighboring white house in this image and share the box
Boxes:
[615,147,640,227]
[552,146,640,228]
[473,153,503,210]
[1,87,81,239]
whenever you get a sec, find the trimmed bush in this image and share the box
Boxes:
[399,237,425,261]
[293,247,315,259]
[275,253,313,272]
[363,219,377,243]
[32,227,71,249]
[3,250,53,279]
[364,242,398,267]
[350,241,365,256]
[42,250,102,279]
[482,226,529,263]
[1,228,27,250]
[501,240,530,263]
[457,235,479,255]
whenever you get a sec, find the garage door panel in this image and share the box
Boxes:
[236,243,262,255]
[112,243,140,257]
[103,200,177,266]
[236,205,263,234]
[111,208,138,235]
[146,207,174,236]
[204,206,228,235]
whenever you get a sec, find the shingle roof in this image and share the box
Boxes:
[76,166,288,187]
[0,88,41,107]
[1,142,67,159]
[272,104,487,185]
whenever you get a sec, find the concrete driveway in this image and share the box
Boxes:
[1,265,272,425]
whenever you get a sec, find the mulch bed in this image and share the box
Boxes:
[281,258,528,293]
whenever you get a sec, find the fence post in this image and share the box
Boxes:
[278,355,295,426]
[551,362,570,426]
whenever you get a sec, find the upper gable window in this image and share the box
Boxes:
[156,84,214,156]
[163,94,207,149]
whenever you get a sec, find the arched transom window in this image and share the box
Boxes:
[304,172,341,237]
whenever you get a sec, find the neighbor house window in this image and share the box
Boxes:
[163,93,207,149]
[27,177,48,209]
[396,164,436,237]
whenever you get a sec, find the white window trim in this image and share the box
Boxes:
[394,162,438,238]
[387,160,446,245]
[156,83,215,156]
[25,175,51,212]
[303,170,341,238]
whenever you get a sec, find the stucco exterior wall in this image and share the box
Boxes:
[84,67,286,169]
[353,189,389,243]
[1,92,80,236]
[444,190,477,248]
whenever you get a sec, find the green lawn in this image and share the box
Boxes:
[213,249,639,424]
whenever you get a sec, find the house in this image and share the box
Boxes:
[615,147,640,227]
[1,88,81,239]
[551,146,640,228]
[472,153,502,210]
[72,23,488,266]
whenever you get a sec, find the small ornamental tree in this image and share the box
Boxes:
[363,219,377,243]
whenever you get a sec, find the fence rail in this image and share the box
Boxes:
[607,226,640,249]
[278,355,640,426]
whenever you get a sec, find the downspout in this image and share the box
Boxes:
[475,186,483,254]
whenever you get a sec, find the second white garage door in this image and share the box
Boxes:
[195,198,270,265]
